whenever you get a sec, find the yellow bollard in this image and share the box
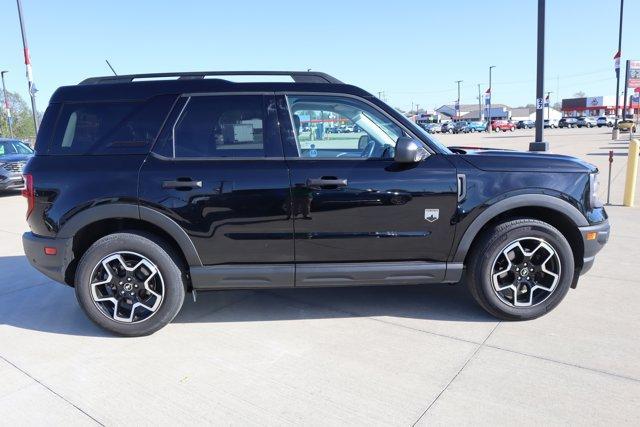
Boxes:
[623,139,640,207]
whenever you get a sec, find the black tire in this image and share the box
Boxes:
[466,218,574,320]
[75,231,187,336]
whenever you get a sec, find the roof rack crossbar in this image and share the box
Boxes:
[80,71,343,85]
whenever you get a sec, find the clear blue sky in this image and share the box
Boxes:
[0,0,638,112]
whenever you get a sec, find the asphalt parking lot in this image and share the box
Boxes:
[1,128,639,425]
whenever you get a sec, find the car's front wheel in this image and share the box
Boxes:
[466,218,574,320]
[75,232,187,336]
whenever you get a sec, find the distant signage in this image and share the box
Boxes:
[586,96,603,107]
[629,60,640,89]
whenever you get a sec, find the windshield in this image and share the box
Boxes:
[0,140,33,156]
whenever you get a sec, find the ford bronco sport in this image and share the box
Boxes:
[22,71,610,336]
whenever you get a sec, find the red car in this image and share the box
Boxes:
[492,120,516,132]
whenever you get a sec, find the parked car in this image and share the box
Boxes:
[466,121,488,132]
[441,122,455,133]
[544,119,559,128]
[22,70,610,336]
[558,117,578,128]
[516,120,535,129]
[423,123,441,134]
[597,116,614,127]
[492,120,516,132]
[452,121,470,134]
[0,139,33,192]
[617,120,637,133]
[576,117,597,128]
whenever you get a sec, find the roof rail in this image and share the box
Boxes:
[80,71,343,85]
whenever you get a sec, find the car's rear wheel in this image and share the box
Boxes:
[75,232,186,336]
[467,218,574,320]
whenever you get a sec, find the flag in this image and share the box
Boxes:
[544,94,549,107]
[614,51,621,79]
[484,88,491,105]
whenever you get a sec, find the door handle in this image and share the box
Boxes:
[306,177,348,188]
[162,179,203,190]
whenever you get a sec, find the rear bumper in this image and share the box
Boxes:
[22,232,74,285]
[578,220,610,276]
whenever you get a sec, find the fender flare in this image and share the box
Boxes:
[58,203,202,266]
[452,194,588,263]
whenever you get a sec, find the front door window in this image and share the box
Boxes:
[286,95,405,159]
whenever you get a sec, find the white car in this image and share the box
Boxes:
[544,119,559,128]
[597,116,614,127]
[577,116,598,128]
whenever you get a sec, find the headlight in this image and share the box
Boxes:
[589,173,603,208]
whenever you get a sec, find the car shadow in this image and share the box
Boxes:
[0,255,493,337]
[0,190,21,198]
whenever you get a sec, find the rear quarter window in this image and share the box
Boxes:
[48,95,175,155]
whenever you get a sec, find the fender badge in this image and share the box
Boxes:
[424,209,439,222]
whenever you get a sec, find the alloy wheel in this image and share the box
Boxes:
[490,237,561,307]
[89,251,165,323]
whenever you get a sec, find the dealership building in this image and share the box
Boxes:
[561,96,622,117]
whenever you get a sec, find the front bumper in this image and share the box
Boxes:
[0,175,25,191]
[22,232,74,285]
[578,220,610,276]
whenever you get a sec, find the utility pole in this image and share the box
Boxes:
[488,66,495,132]
[16,0,39,135]
[455,80,462,120]
[530,0,548,151]
[477,84,482,121]
[613,0,624,136]
[1,71,14,138]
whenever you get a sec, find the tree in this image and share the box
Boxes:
[552,102,562,111]
[573,91,586,98]
[0,90,38,140]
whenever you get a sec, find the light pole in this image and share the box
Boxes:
[488,66,495,132]
[622,60,630,122]
[1,71,13,138]
[455,80,463,120]
[530,0,548,151]
[613,0,624,136]
[477,83,482,121]
[16,0,39,135]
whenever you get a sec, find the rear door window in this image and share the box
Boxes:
[171,95,267,158]
[49,95,175,155]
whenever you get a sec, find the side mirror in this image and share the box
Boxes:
[394,137,429,163]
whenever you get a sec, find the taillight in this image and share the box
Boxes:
[22,173,34,219]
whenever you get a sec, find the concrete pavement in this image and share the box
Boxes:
[0,127,639,425]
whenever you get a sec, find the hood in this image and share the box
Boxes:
[449,146,596,173]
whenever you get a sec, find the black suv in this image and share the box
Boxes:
[22,71,610,336]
